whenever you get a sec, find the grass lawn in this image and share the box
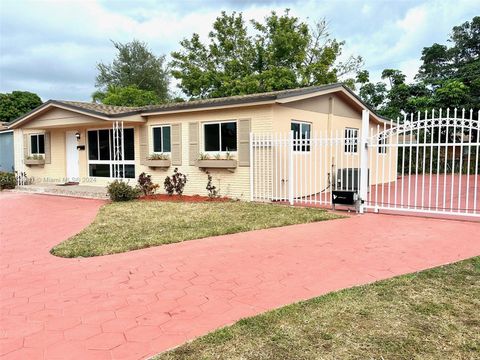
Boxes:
[50,200,340,257]
[154,257,480,360]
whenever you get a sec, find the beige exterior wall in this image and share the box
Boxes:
[263,96,398,199]
[13,95,397,202]
[140,105,273,199]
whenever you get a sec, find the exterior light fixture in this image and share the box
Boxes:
[75,132,81,140]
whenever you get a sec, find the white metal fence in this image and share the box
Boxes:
[366,109,479,217]
[250,131,362,207]
[250,109,480,219]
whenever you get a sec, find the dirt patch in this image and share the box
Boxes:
[140,194,233,202]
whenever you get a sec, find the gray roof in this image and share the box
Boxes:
[9,83,389,126]
[52,83,346,117]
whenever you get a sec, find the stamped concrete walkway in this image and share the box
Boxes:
[1,193,479,360]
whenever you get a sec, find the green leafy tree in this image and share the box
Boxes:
[356,70,387,109]
[416,16,479,109]
[171,10,362,99]
[433,79,471,109]
[0,91,42,122]
[95,40,169,103]
[93,86,159,107]
[358,16,479,119]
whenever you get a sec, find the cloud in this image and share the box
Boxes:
[0,0,479,101]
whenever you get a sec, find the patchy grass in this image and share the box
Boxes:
[154,257,480,360]
[51,201,340,257]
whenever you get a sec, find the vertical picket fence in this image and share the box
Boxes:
[366,109,479,217]
[250,131,361,207]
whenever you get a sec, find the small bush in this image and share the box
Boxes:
[205,171,219,198]
[26,154,44,160]
[0,172,16,190]
[107,180,141,201]
[148,153,170,160]
[137,172,159,196]
[164,168,187,195]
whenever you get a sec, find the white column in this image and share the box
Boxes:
[288,130,294,205]
[359,109,370,213]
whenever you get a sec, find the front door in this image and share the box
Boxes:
[65,131,79,182]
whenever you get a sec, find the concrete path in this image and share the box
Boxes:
[1,193,479,360]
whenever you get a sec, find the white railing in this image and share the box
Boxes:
[112,120,125,179]
[250,131,362,207]
[250,108,479,219]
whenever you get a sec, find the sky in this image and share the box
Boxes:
[0,0,479,102]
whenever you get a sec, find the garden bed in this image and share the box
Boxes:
[140,194,232,202]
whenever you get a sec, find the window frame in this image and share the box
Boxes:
[151,125,172,154]
[86,127,136,179]
[202,120,238,154]
[30,133,45,155]
[344,127,359,154]
[378,136,388,154]
[291,120,312,153]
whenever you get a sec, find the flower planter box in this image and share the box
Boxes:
[145,159,171,168]
[196,159,237,170]
[24,158,45,166]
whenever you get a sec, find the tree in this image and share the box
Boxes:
[358,16,479,119]
[171,10,363,99]
[95,40,169,103]
[0,91,42,122]
[356,70,387,109]
[93,86,160,107]
[416,16,479,109]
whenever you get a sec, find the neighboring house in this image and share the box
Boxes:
[7,84,393,199]
[0,122,15,172]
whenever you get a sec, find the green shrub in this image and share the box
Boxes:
[107,180,141,201]
[0,172,16,190]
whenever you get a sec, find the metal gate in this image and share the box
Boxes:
[250,109,480,219]
[365,109,479,218]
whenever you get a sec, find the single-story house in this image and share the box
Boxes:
[7,83,395,200]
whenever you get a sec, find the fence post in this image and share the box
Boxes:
[288,131,294,205]
[359,110,370,213]
[249,132,254,202]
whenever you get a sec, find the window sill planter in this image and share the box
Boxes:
[24,158,45,166]
[196,159,237,171]
[145,159,171,168]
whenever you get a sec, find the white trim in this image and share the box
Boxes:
[202,120,238,154]
[29,133,45,156]
[344,127,359,154]
[8,103,147,130]
[291,120,312,153]
[86,127,135,179]
[151,124,172,154]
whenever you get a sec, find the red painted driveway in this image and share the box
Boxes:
[1,192,479,360]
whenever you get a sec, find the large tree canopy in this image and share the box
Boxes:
[0,91,42,122]
[94,40,170,103]
[92,86,160,107]
[171,10,362,99]
[358,16,479,119]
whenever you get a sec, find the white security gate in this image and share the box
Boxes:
[250,130,363,207]
[365,109,479,218]
[250,109,480,219]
